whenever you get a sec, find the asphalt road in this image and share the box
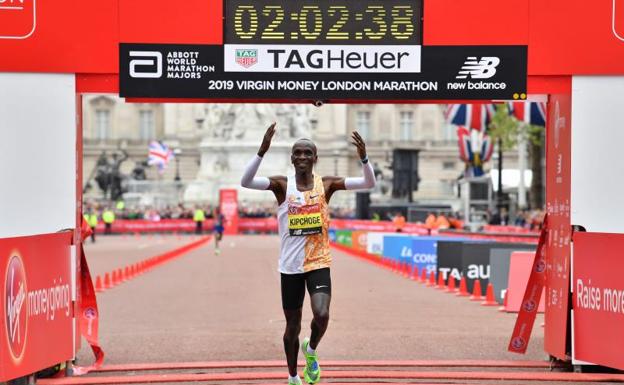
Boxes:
[77,234,547,365]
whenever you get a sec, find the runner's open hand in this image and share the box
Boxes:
[351,131,367,160]
[258,122,276,157]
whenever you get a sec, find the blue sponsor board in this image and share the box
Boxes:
[382,234,473,274]
[382,234,417,265]
[410,238,438,274]
[328,229,336,243]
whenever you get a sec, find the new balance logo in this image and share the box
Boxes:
[456,57,500,79]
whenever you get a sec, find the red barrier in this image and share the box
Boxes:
[482,225,537,234]
[439,230,538,244]
[94,218,280,234]
[330,219,430,235]
[93,219,542,244]
[573,232,624,370]
[0,232,74,382]
[504,252,545,313]
[238,218,278,233]
[96,219,206,233]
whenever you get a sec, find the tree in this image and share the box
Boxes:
[526,124,545,209]
[488,103,519,206]
[488,103,545,209]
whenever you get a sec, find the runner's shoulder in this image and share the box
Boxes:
[269,175,287,183]
[268,175,287,189]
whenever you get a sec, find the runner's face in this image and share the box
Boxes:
[291,142,317,172]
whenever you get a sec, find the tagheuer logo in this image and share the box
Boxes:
[456,57,500,79]
[235,49,258,68]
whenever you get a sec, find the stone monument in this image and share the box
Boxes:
[184,103,315,203]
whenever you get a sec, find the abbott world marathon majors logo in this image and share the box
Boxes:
[5,254,28,362]
[129,50,215,79]
[447,56,506,91]
[0,0,36,39]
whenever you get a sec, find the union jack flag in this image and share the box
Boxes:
[457,126,494,164]
[445,103,496,131]
[508,101,547,126]
[148,141,174,173]
[457,126,493,177]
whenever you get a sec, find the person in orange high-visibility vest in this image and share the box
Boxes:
[392,212,406,233]
[434,213,451,230]
[424,212,437,235]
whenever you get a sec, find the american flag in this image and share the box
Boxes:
[508,101,547,126]
[148,141,174,173]
[446,103,496,131]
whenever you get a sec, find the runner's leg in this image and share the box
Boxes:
[283,308,302,376]
[282,273,306,376]
[306,268,331,349]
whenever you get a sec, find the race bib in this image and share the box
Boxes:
[288,203,323,236]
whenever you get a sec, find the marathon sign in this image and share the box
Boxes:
[0,232,73,382]
[120,44,527,100]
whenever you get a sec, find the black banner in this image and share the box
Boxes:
[120,43,527,101]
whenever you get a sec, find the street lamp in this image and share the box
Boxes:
[174,148,182,182]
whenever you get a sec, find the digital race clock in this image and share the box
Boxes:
[225,0,423,45]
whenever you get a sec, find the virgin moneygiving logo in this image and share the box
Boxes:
[5,254,28,362]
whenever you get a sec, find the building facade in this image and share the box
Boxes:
[82,96,519,208]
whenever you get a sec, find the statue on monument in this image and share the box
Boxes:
[230,104,278,140]
[91,149,129,201]
[196,104,314,140]
[185,103,315,203]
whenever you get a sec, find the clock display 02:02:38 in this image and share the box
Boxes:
[225,0,423,45]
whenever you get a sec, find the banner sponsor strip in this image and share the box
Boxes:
[120,44,527,100]
[73,221,104,375]
[508,215,548,354]
[573,232,624,370]
[1,232,73,381]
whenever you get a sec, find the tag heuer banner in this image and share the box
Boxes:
[120,43,527,101]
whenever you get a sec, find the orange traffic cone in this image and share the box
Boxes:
[111,270,118,287]
[445,276,457,293]
[426,270,436,286]
[481,283,498,306]
[103,272,111,289]
[456,276,469,297]
[410,265,419,281]
[118,268,125,283]
[95,276,103,292]
[402,263,410,278]
[436,272,446,289]
[470,280,484,301]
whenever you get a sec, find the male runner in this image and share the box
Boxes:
[241,123,375,385]
[213,207,225,255]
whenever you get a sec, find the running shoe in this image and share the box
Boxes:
[301,337,321,384]
[288,376,302,385]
